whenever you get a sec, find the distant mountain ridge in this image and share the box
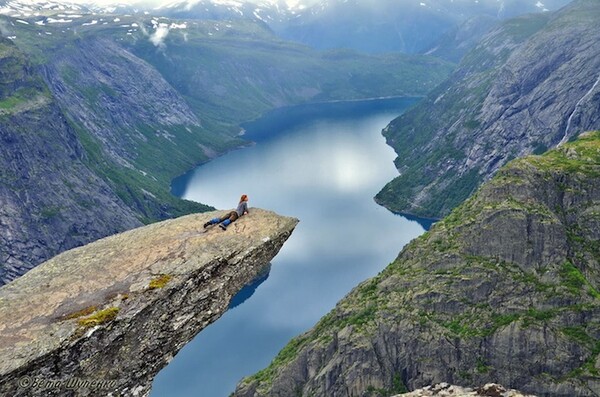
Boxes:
[25,0,568,54]
[376,0,600,219]
[256,0,572,54]
[0,0,574,55]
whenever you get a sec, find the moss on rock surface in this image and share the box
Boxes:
[234,132,600,397]
[148,274,173,290]
[76,307,120,329]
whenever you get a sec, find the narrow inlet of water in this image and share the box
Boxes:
[152,98,430,397]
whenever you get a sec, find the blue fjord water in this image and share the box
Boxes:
[152,98,430,397]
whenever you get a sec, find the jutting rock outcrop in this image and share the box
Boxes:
[0,208,298,397]
[233,132,600,397]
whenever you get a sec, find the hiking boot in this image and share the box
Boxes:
[219,223,227,231]
[203,222,211,228]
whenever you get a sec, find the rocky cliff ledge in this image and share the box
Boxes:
[0,208,298,397]
[233,132,600,397]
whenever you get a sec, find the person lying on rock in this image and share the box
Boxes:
[203,194,250,231]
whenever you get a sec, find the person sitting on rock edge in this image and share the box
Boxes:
[204,194,250,230]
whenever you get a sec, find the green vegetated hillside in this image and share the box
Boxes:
[376,0,600,219]
[121,18,453,125]
[233,131,600,397]
[0,14,453,284]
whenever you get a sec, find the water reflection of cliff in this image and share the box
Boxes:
[397,213,436,231]
[228,263,272,309]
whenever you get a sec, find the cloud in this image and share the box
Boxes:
[147,21,187,48]
[149,22,170,47]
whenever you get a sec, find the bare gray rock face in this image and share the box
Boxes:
[0,30,219,286]
[393,383,535,397]
[0,38,143,285]
[376,0,600,219]
[0,208,298,397]
[40,37,202,165]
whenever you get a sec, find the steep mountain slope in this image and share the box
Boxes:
[376,0,600,219]
[0,15,224,285]
[38,34,237,210]
[233,131,600,397]
[0,37,143,283]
